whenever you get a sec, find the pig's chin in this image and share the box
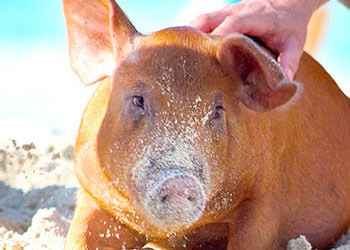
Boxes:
[138,170,207,232]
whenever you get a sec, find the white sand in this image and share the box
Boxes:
[0,138,78,250]
[0,138,349,249]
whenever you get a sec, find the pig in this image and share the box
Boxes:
[63,0,350,249]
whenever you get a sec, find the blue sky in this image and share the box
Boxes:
[0,0,349,141]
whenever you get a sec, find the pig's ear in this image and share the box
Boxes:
[217,33,298,111]
[63,0,139,85]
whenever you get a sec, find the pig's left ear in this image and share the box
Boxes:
[217,33,298,111]
[63,0,140,85]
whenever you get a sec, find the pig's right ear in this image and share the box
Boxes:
[63,0,140,85]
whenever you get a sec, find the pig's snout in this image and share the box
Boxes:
[146,171,206,228]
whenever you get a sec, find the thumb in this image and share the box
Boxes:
[278,39,304,80]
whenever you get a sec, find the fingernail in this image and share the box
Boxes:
[285,68,294,81]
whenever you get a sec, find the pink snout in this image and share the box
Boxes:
[146,172,207,227]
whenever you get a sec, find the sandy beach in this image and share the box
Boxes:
[0,138,78,250]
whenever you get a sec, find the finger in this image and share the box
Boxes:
[190,11,228,33]
[211,16,241,35]
[278,39,304,80]
[211,15,272,37]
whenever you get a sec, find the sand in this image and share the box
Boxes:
[0,139,78,250]
[0,138,349,250]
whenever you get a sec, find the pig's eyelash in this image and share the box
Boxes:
[213,106,225,119]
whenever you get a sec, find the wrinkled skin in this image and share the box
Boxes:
[63,0,350,249]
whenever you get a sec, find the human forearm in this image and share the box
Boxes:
[339,0,350,8]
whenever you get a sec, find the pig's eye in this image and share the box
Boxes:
[132,96,145,110]
[213,106,224,119]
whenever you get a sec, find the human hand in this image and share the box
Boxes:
[190,0,326,80]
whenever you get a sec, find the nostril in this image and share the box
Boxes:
[161,195,169,203]
[160,192,197,205]
[187,196,195,202]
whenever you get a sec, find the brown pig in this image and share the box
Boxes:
[63,0,350,249]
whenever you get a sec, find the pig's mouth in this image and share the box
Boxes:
[144,170,207,229]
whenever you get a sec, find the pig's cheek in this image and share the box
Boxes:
[105,139,144,194]
[201,123,229,195]
[210,117,227,141]
[202,126,228,160]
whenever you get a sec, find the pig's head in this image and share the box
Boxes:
[64,0,298,238]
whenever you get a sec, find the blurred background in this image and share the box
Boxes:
[0,0,349,144]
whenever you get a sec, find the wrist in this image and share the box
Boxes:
[314,0,329,10]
